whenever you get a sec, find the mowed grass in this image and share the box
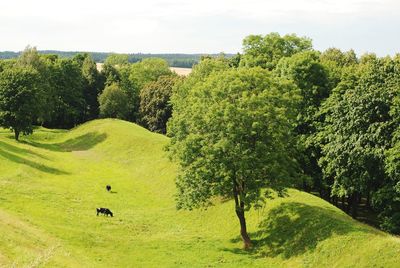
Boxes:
[0,119,399,267]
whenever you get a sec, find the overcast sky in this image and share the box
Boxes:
[1,0,399,55]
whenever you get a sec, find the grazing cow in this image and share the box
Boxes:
[96,207,113,217]
[106,185,111,192]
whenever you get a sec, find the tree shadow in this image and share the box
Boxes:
[24,132,107,152]
[0,148,69,175]
[223,202,373,259]
[0,141,48,160]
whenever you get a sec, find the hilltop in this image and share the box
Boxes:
[0,119,399,267]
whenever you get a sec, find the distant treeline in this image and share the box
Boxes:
[0,50,234,68]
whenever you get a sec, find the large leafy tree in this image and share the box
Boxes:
[16,46,46,72]
[129,58,172,90]
[123,58,173,122]
[16,46,53,124]
[139,75,180,134]
[167,68,299,248]
[240,32,312,70]
[98,83,129,119]
[375,56,400,233]
[172,57,230,109]
[104,53,130,66]
[118,65,138,121]
[0,67,41,140]
[319,48,358,91]
[101,63,121,87]
[275,51,331,195]
[320,48,358,67]
[386,94,400,180]
[0,59,16,73]
[275,51,330,134]
[47,59,85,128]
[319,57,398,218]
[80,54,101,120]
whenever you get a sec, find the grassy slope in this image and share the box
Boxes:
[0,119,399,267]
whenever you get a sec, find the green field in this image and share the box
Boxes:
[0,119,399,267]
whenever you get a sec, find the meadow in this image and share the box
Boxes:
[0,119,399,267]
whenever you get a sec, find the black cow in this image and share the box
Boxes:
[96,207,113,217]
[106,185,111,192]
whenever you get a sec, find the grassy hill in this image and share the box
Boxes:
[0,119,399,267]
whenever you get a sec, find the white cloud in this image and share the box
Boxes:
[0,0,399,55]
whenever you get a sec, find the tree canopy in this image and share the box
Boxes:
[318,56,399,220]
[0,66,41,140]
[98,83,129,119]
[129,58,172,90]
[104,53,130,66]
[139,75,180,134]
[240,32,312,70]
[167,67,300,248]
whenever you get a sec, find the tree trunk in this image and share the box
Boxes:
[341,196,346,211]
[326,192,331,203]
[351,193,358,218]
[332,196,338,207]
[235,207,252,249]
[14,130,20,141]
[233,181,252,249]
[366,191,371,209]
[347,195,352,213]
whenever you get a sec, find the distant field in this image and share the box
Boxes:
[96,63,103,72]
[95,63,191,76]
[170,67,192,76]
[0,119,399,267]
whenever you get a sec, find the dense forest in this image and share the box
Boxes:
[0,50,233,68]
[0,33,399,240]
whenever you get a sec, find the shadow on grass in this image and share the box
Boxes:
[25,132,107,152]
[0,148,69,175]
[0,141,48,160]
[223,202,371,259]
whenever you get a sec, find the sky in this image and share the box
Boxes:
[0,0,399,56]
